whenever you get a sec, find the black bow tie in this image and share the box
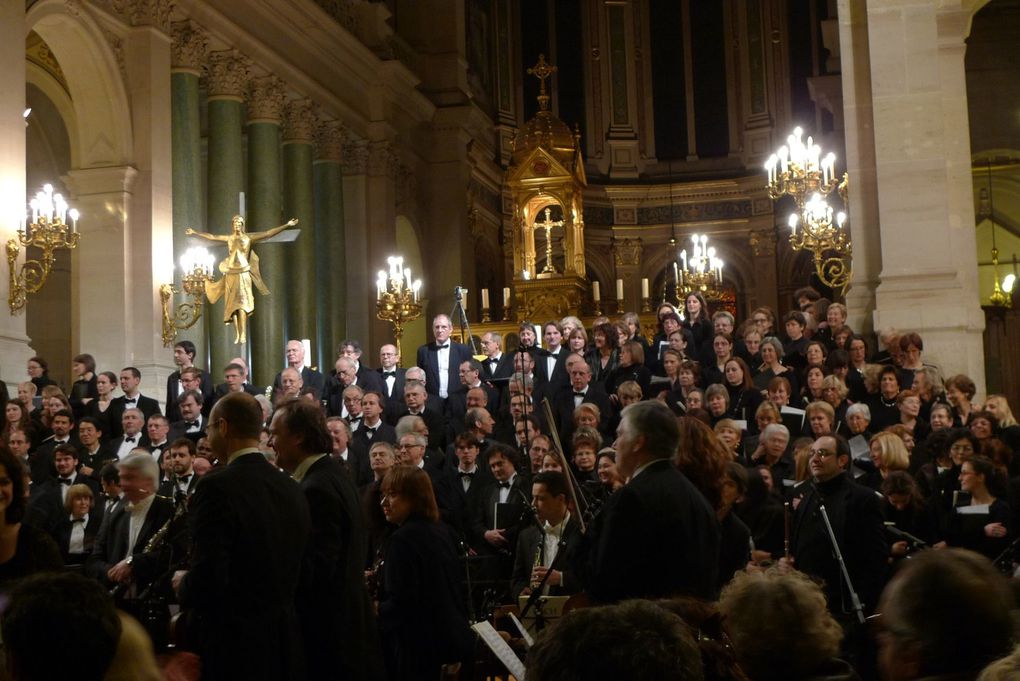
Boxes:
[72,517,86,524]
[59,478,73,486]
[124,398,136,404]
[383,371,396,377]
[460,471,474,479]
[498,481,511,489]
[124,436,136,443]
[573,391,587,398]
[437,344,449,350]
[348,415,361,423]
[179,475,191,483]
[186,421,199,428]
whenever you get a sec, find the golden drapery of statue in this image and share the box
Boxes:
[185,215,298,344]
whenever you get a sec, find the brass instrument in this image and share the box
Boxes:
[783,501,791,560]
[110,494,185,599]
[530,541,544,591]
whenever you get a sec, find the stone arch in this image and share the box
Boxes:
[395,215,427,358]
[27,0,133,168]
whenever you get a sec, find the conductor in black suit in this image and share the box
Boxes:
[416,314,474,400]
[271,398,385,681]
[580,400,720,603]
[174,392,311,681]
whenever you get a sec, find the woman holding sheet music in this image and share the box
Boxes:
[936,455,1011,561]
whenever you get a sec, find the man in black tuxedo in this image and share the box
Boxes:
[144,414,176,466]
[511,471,583,599]
[25,443,101,534]
[468,442,531,558]
[338,339,386,395]
[326,417,370,486]
[434,433,492,542]
[76,417,115,479]
[171,389,207,444]
[180,367,213,418]
[535,321,569,392]
[109,408,148,463]
[377,343,406,413]
[271,399,385,681]
[29,408,79,485]
[581,400,720,603]
[273,340,326,399]
[446,360,499,429]
[165,340,214,423]
[86,451,174,596]
[553,361,613,441]
[174,392,310,681]
[390,380,446,451]
[157,438,199,498]
[352,391,397,450]
[211,360,262,408]
[416,314,474,401]
[107,367,161,439]
[480,332,514,383]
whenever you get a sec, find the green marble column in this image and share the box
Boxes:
[246,76,288,388]
[170,22,208,367]
[204,50,249,375]
[283,100,317,359]
[313,121,347,370]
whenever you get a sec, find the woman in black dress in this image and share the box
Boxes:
[68,353,99,420]
[377,465,473,681]
[938,455,1011,562]
[0,447,62,591]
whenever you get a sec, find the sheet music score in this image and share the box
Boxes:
[471,620,527,680]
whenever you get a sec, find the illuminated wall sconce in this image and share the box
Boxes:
[8,184,80,314]
[160,246,214,347]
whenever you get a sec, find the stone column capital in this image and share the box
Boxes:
[315,120,347,162]
[283,98,317,144]
[171,20,207,73]
[111,0,173,32]
[342,139,369,175]
[247,75,287,124]
[204,50,250,101]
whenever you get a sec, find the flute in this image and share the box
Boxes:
[783,501,791,560]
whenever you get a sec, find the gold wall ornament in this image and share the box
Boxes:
[185,215,298,344]
[160,247,215,347]
[766,127,852,296]
[7,184,80,314]
[375,256,423,366]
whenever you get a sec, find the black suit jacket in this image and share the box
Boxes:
[297,456,385,681]
[86,494,174,590]
[434,466,493,542]
[377,367,407,413]
[106,395,161,439]
[78,443,117,479]
[534,348,569,392]
[581,459,720,602]
[468,474,533,554]
[26,472,102,534]
[416,341,474,398]
[179,451,310,681]
[552,383,613,444]
[171,417,207,444]
[337,441,372,488]
[511,516,584,599]
[158,472,199,499]
[481,353,515,383]
[387,406,448,451]
[54,509,105,565]
[352,421,397,451]
[165,369,214,422]
[28,436,81,485]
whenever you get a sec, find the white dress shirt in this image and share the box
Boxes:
[125,494,155,559]
[69,513,89,555]
[437,344,451,398]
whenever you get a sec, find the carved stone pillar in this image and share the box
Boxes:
[204,49,249,373]
[612,235,643,314]
[246,75,287,386]
[314,121,347,370]
[748,229,779,313]
[283,98,318,352]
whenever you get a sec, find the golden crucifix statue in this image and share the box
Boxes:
[536,207,565,275]
[527,54,558,111]
[185,215,298,344]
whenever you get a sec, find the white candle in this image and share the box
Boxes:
[503,287,511,306]
[592,281,601,302]
[616,279,624,300]
[641,278,649,299]
[481,289,490,310]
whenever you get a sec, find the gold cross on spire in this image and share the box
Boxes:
[527,54,557,111]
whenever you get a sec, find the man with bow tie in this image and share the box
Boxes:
[25,443,101,534]
[170,389,207,444]
[468,443,531,558]
[416,314,474,401]
[552,359,612,441]
[111,408,148,462]
[107,367,161,439]
[29,408,79,485]
[352,391,397,451]
[511,471,582,599]
[158,438,198,498]
[376,344,407,412]
[434,434,493,543]
[480,332,513,383]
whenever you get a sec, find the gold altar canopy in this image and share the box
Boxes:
[506,55,589,321]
